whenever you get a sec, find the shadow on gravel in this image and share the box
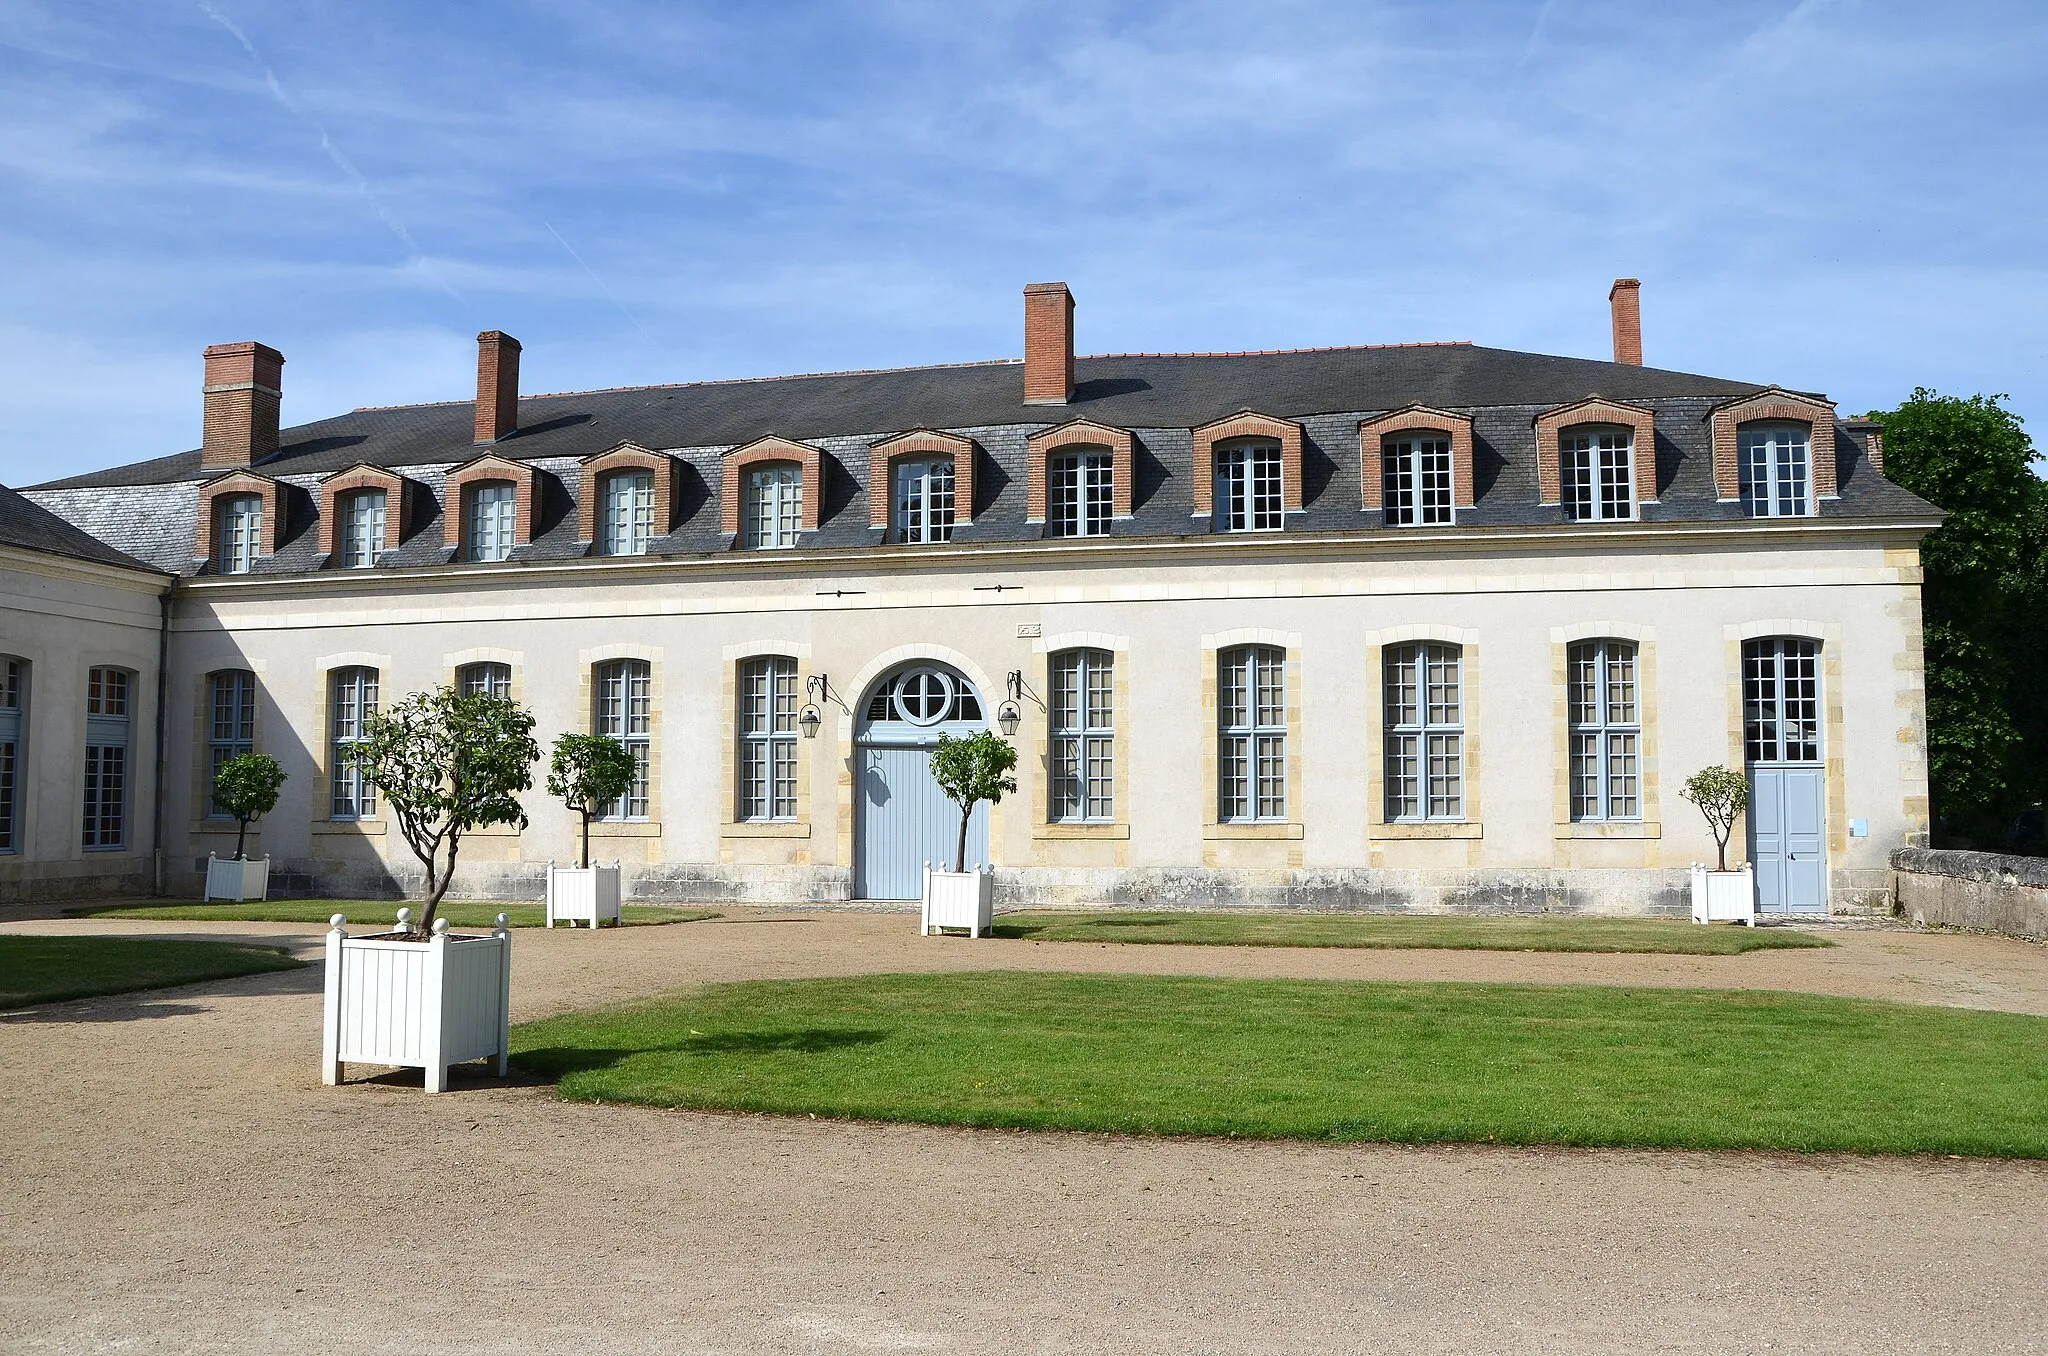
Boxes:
[0,960,322,1023]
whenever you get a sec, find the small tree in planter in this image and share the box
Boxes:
[356,687,540,937]
[1682,765,1750,872]
[545,733,638,869]
[212,753,285,861]
[930,730,1019,872]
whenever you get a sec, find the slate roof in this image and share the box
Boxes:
[0,482,166,574]
[18,344,1941,577]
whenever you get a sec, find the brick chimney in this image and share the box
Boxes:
[1609,278,1643,366]
[201,342,285,470]
[1023,282,1074,405]
[474,331,522,443]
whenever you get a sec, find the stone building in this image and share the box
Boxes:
[9,280,1938,913]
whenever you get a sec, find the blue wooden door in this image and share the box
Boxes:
[854,664,990,900]
[1750,766,1826,913]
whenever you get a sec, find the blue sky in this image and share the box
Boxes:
[3,0,2044,484]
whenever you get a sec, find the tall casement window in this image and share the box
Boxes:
[1050,648,1114,822]
[82,666,131,849]
[339,489,387,568]
[737,656,797,822]
[894,457,956,543]
[1562,428,1636,522]
[0,658,25,854]
[594,660,651,820]
[1743,637,1821,763]
[329,667,379,819]
[1383,434,1454,527]
[1740,424,1811,518]
[466,482,517,562]
[744,464,803,550]
[1218,645,1286,822]
[599,470,655,556]
[216,494,263,574]
[1567,641,1640,821]
[1048,450,1113,538]
[1215,442,1283,532]
[207,670,256,818]
[457,662,512,700]
[1384,643,1464,821]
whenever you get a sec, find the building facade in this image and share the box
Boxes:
[15,281,1938,914]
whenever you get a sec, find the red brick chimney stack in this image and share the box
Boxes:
[1023,282,1075,405]
[474,331,522,443]
[201,342,285,470]
[1609,278,1643,366]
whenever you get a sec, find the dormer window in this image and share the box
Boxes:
[1561,427,1635,522]
[466,482,517,562]
[894,457,956,544]
[1740,423,1811,518]
[744,464,802,549]
[1383,433,1453,526]
[1215,441,1283,532]
[1048,449,1112,538]
[598,470,655,556]
[216,494,262,574]
[338,488,387,567]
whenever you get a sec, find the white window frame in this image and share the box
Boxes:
[83,665,132,850]
[1740,424,1811,518]
[0,657,25,855]
[340,488,387,568]
[1218,645,1286,822]
[1384,643,1464,821]
[1561,427,1635,522]
[466,482,517,562]
[1567,640,1641,821]
[1215,442,1283,533]
[457,662,512,700]
[329,667,378,819]
[744,464,803,550]
[1743,637,1822,764]
[738,656,798,822]
[1048,450,1113,538]
[208,669,256,819]
[216,494,262,574]
[893,457,956,544]
[599,470,655,556]
[1050,648,1114,822]
[594,659,651,820]
[1384,435,1454,527]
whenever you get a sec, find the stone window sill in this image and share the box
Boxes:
[1203,822,1304,840]
[1371,821,1482,840]
[1034,823,1130,840]
[591,821,662,838]
[315,820,386,836]
[722,821,810,839]
[1553,821,1661,840]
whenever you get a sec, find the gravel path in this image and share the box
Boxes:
[3,908,2045,1354]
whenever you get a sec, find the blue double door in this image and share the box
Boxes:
[1749,765,1826,914]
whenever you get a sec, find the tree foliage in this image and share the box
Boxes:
[356,688,540,934]
[1870,389,2047,839]
[929,730,1019,873]
[1681,766,1749,873]
[211,753,285,862]
[546,733,638,868]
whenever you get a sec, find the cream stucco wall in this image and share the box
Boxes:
[0,547,171,901]
[159,523,1929,913]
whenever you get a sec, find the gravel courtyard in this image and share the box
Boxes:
[3,907,2045,1354]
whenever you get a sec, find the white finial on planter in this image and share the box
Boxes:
[494,912,510,935]
[328,913,346,934]
[432,916,451,935]
[397,907,413,931]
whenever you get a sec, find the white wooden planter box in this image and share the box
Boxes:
[921,863,994,937]
[203,853,270,902]
[545,860,621,928]
[1691,864,1757,925]
[322,910,512,1093]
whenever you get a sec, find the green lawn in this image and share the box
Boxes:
[0,935,304,1009]
[990,910,1829,954]
[512,971,2048,1157]
[69,900,720,929]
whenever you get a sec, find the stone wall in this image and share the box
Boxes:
[1891,848,2048,942]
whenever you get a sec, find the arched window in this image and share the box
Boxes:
[1561,427,1635,522]
[83,666,132,849]
[338,489,387,568]
[208,670,256,818]
[1384,643,1463,821]
[1048,449,1113,538]
[457,662,511,700]
[594,660,651,819]
[1567,641,1640,821]
[216,494,263,574]
[1740,424,1811,518]
[466,482,517,562]
[744,464,803,549]
[0,657,25,854]
[330,667,379,819]
[1215,442,1283,532]
[1743,638,1821,763]
[738,656,798,821]
[1383,434,1454,527]
[1218,645,1286,822]
[1050,649,1114,822]
[863,666,983,725]
[893,458,956,543]
[598,470,655,556]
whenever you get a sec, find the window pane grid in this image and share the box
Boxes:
[739,656,797,821]
[1740,425,1811,518]
[457,662,512,700]
[330,667,378,818]
[217,495,261,574]
[600,472,655,556]
[1217,444,1283,532]
[595,660,652,819]
[1219,646,1285,822]
[1744,638,1821,763]
[1567,640,1641,821]
[1562,429,1635,522]
[468,483,516,561]
[208,671,256,817]
[1050,649,1115,821]
[1384,643,1463,820]
[1049,451,1113,538]
[895,458,956,543]
[744,464,803,549]
[341,489,386,568]
[0,659,19,853]
[1384,437,1453,527]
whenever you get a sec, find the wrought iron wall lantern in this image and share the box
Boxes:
[798,673,829,739]
[997,669,1023,736]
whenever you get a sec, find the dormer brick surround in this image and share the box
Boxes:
[317,464,414,557]
[1357,405,1475,513]
[869,430,976,530]
[721,436,823,536]
[1025,419,1135,523]
[194,469,282,565]
[1532,397,1659,508]
[1708,387,1839,503]
[441,452,541,549]
[1190,412,1304,518]
[201,342,285,470]
[577,443,680,543]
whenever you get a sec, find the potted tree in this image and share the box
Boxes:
[204,752,285,901]
[320,686,537,1093]
[921,730,1018,937]
[1683,765,1755,925]
[542,733,637,928]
